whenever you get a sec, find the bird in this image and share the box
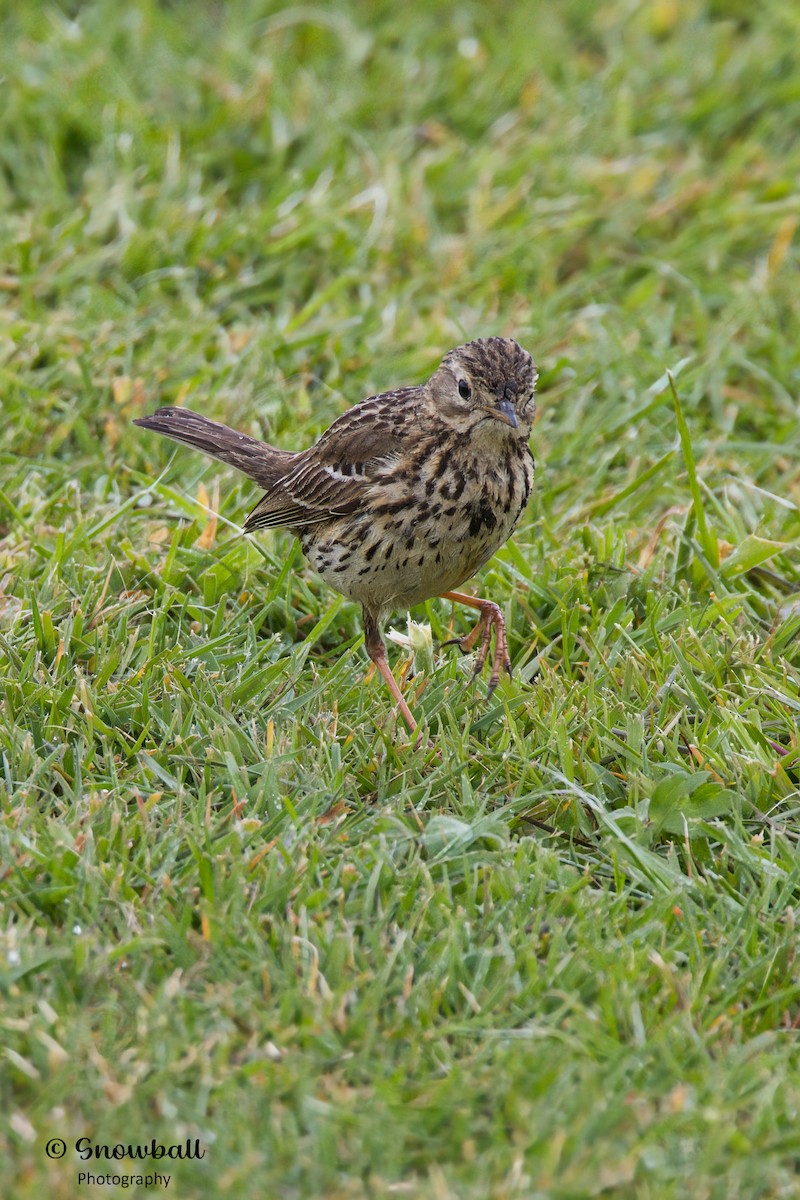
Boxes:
[134,337,537,736]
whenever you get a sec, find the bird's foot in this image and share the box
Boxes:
[441,596,512,698]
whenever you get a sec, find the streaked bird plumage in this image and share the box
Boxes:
[134,337,537,736]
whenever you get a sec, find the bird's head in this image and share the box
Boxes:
[429,337,537,439]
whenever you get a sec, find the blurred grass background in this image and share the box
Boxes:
[1,1,800,1196]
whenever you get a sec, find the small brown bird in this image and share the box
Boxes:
[134,337,536,734]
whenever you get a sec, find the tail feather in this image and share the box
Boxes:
[133,407,294,489]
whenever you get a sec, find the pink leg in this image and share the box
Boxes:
[363,608,417,733]
[440,591,512,697]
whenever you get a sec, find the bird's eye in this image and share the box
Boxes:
[457,379,471,400]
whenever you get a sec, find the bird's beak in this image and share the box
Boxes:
[483,398,518,429]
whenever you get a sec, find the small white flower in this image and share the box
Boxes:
[386,618,434,674]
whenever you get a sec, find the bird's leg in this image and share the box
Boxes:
[440,591,512,698]
[363,608,417,734]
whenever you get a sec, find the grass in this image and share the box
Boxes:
[2,0,800,1196]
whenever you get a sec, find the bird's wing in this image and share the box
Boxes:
[244,388,417,532]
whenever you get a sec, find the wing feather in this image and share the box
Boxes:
[244,387,418,532]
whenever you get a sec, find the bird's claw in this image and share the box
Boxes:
[442,600,512,698]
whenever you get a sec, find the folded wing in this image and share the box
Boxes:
[244,388,417,531]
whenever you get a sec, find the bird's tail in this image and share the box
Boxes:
[133,407,294,489]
